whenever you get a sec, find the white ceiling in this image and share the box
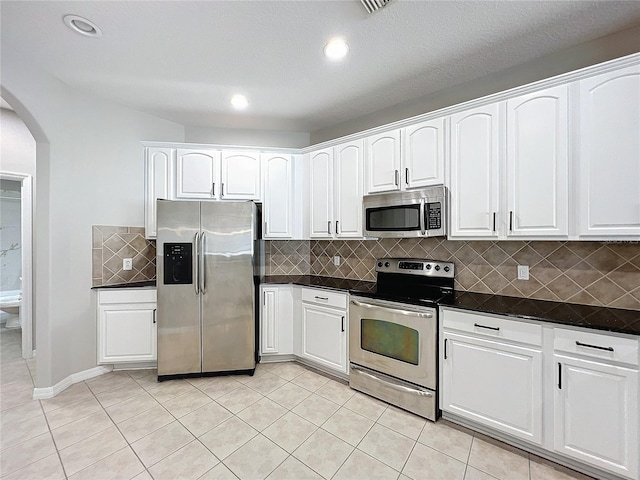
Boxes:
[2,1,639,133]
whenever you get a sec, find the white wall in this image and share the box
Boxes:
[185,125,310,149]
[311,24,640,143]
[1,107,36,176]
[1,48,185,388]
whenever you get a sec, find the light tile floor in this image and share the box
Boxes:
[0,326,593,480]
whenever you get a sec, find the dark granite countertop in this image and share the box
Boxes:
[262,275,640,336]
[262,275,376,293]
[92,280,156,289]
[443,291,640,336]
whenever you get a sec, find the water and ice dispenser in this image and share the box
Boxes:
[163,243,192,285]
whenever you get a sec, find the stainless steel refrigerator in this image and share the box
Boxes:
[156,199,259,380]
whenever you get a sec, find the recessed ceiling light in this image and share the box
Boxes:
[63,14,102,37]
[324,38,349,60]
[231,94,249,110]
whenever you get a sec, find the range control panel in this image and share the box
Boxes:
[375,258,455,278]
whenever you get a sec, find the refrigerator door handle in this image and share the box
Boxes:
[194,232,200,295]
[200,232,207,294]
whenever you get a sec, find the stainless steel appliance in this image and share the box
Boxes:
[349,258,454,420]
[363,185,447,238]
[156,200,260,381]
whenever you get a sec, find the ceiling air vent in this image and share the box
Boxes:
[360,0,392,14]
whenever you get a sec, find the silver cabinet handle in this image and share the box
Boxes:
[327,221,331,235]
[394,170,399,187]
[263,291,266,306]
[336,221,339,235]
[341,316,345,332]
[212,183,215,196]
[152,308,157,324]
[194,233,200,295]
[474,323,499,331]
[221,183,225,197]
[509,211,513,231]
[492,212,496,232]
[405,167,409,185]
[315,296,329,301]
[351,365,433,397]
[350,299,433,318]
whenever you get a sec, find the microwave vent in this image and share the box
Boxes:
[360,0,392,14]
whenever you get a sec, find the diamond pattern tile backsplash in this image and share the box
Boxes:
[92,226,156,286]
[267,239,640,311]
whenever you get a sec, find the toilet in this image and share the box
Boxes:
[0,290,22,329]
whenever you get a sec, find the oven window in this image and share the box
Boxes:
[366,205,420,231]
[361,318,419,365]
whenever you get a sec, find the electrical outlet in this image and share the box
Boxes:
[333,256,341,266]
[517,265,529,280]
[122,258,133,271]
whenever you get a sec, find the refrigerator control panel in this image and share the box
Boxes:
[163,243,193,285]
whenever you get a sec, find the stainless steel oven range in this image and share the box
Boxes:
[349,258,454,421]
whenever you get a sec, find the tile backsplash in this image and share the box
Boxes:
[268,239,640,311]
[92,226,156,286]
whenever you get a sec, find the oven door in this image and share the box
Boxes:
[349,296,436,389]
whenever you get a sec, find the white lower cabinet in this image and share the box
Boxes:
[259,285,293,357]
[553,329,639,479]
[441,309,543,444]
[441,307,640,480]
[97,288,157,364]
[301,303,347,374]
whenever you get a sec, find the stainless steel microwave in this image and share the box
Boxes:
[363,186,447,238]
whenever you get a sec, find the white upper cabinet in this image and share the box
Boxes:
[402,118,445,189]
[578,64,640,238]
[176,149,220,199]
[506,85,569,237]
[144,147,173,239]
[263,153,293,239]
[220,151,261,200]
[309,148,334,238]
[334,140,364,238]
[366,130,402,193]
[309,141,364,239]
[449,103,501,239]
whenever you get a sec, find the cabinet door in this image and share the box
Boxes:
[402,119,444,189]
[145,147,173,239]
[176,149,220,199]
[334,140,364,238]
[366,130,401,193]
[263,154,293,239]
[441,331,543,445]
[578,64,640,237]
[449,104,501,238]
[554,354,638,479]
[301,304,347,374]
[221,151,261,200]
[260,287,279,354]
[507,85,569,237]
[309,149,334,238]
[98,304,157,363]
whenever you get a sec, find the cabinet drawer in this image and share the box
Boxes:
[301,287,347,310]
[554,328,639,366]
[441,308,542,346]
[98,288,157,305]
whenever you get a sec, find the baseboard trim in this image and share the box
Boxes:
[32,365,113,400]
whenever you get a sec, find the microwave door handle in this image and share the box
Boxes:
[419,199,426,235]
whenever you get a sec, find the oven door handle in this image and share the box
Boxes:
[350,364,434,397]
[350,299,433,318]
[419,198,426,235]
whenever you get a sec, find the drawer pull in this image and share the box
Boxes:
[315,296,329,301]
[153,308,157,324]
[474,323,500,331]
[575,341,614,352]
